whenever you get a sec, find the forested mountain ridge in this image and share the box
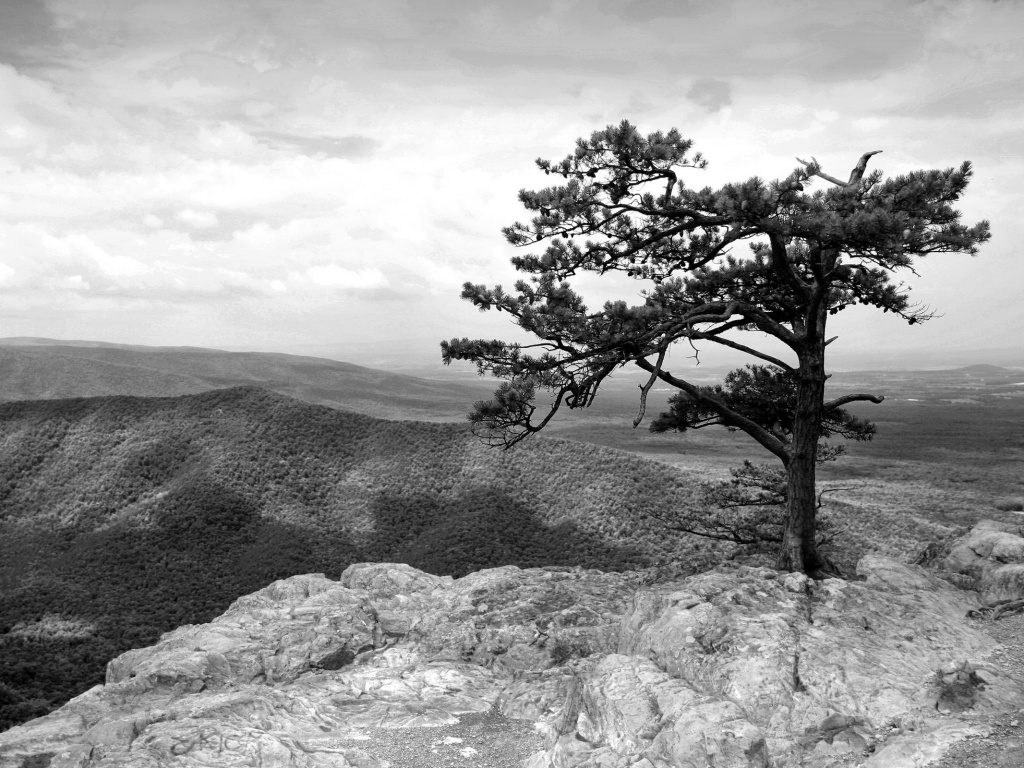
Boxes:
[0,340,492,421]
[0,386,715,730]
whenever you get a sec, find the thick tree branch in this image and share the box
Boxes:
[700,318,749,337]
[663,169,676,200]
[672,301,742,328]
[633,357,789,462]
[665,298,799,348]
[633,301,784,354]
[848,150,883,185]
[688,331,795,371]
[738,306,802,347]
[766,233,810,297]
[804,271,831,342]
[823,393,884,410]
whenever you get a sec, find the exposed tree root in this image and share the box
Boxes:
[968,598,1024,621]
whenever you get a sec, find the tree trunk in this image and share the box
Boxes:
[776,352,834,576]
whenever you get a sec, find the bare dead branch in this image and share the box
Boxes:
[795,156,847,187]
[816,486,854,509]
[685,335,701,364]
[634,347,667,428]
[796,150,882,188]
[970,597,1024,621]
[992,599,1024,620]
[848,150,883,185]
[816,523,849,548]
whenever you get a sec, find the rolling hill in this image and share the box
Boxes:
[0,386,718,730]
[0,338,494,421]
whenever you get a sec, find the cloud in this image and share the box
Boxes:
[596,0,716,23]
[50,233,149,277]
[686,79,732,113]
[0,0,1019,359]
[852,117,888,132]
[177,208,219,228]
[291,265,388,290]
[253,131,379,159]
[895,79,1024,119]
[0,0,61,68]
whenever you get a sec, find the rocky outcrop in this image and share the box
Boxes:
[942,520,1024,605]
[2,538,1024,768]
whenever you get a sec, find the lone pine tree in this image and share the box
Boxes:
[442,121,989,576]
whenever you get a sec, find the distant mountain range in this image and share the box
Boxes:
[834,363,1018,376]
[949,364,1015,374]
[0,386,716,730]
[0,337,494,421]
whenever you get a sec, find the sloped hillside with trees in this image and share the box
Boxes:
[0,387,716,729]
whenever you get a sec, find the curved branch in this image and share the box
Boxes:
[663,169,676,201]
[666,299,799,347]
[823,393,884,411]
[848,150,883,186]
[701,318,749,337]
[633,347,667,428]
[796,150,882,188]
[633,357,789,462]
[474,384,569,449]
[804,254,833,342]
[688,331,795,372]
[767,233,809,296]
[817,486,855,509]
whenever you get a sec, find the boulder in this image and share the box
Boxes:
[1,558,1022,768]
[942,520,1024,604]
[982,563,1024,604]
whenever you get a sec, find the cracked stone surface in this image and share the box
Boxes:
[943,520,1024,604]
[3,527,1024,768]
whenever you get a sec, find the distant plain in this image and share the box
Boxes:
[544,364,1024,535]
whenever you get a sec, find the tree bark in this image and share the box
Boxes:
[776,350,834,576]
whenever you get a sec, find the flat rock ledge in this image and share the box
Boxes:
[3,523,1024,768]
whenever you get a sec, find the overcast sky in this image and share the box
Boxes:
[0,0,1020,372]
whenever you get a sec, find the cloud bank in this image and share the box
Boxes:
[0,0,1020,364]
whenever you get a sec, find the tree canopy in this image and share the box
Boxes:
[443,120,990,574]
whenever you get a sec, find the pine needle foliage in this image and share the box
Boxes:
[443,120,990,575]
